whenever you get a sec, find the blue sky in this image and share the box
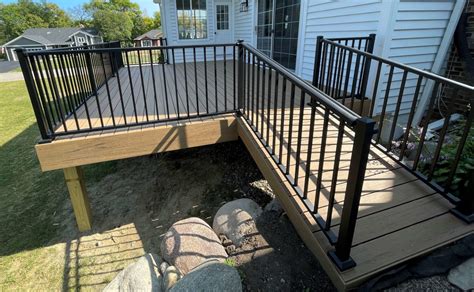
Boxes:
[0,0,160,16]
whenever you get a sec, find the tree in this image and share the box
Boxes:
[40,2,72,27]
[92,9,133,41]
[143,16,155,32]
[153,11,161,28]
[0,0,72,44]
[85,0,148,40]
[69,5,92,27]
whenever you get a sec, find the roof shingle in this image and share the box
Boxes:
[19,28,99,45]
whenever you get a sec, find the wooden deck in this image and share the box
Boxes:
[55,61,236,137]
[35,62,473,291]
[238,107,473,290]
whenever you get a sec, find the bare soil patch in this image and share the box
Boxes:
[49,141,335,291]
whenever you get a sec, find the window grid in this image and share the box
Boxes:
[256,0,300,70]
[177,0,208,40]
[216,5,229,30]
[77,36,86,44]
[142,40,153,47]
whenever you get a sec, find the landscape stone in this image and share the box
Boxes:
[160,217,228,275]
[103,253,162,292]
[448,257,474,291]
[169,262,242,292]
[213,198,262,247]
[264,198,283,214]
[163,266,182,291]
[159,261,170,275]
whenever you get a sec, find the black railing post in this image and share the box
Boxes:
[104,42,116,77]
[328,117,376,271]
[85,50,99,99]
[160,37,169,64]
[367,33,376,54]
[312,36,324,87]
[109,41,124,70]
[450,100,474,223]
[16,49,52,141]
[159,37,164,64]
[358,34,376,114]
[237,40,245,113]
[451,169,474,223]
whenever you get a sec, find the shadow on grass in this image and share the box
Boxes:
[0,122,118,255]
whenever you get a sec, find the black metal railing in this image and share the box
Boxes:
[18,38,473,272]
[120,37,169,65]
[313,36,474,223]
[17,42,237,140]
[238,42,376,270]
[313,34,376,106]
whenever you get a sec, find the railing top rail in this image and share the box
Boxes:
[41,41,120,52]
[328,36,374,41]
[322,38,474,92]
[22,42,238,56]
[241,42,360,125]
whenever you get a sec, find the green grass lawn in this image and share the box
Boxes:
[0,80,115,290]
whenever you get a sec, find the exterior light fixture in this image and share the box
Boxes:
[240,0,248,12]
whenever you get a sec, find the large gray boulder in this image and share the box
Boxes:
[103,253,162,292]
[213,198,262,247]
[170,261,242,292]
[160,217,228,275]
[448,257,474,291]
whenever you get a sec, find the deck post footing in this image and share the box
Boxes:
[450,208,474,224]
[328,250,356,271]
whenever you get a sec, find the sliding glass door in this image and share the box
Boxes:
[256,0,300,70]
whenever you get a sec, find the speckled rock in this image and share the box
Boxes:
[160,217,227,275]
[212,198,262,247]
[169,262,241,292]
[103,253,162,292]
[448,257,474,291]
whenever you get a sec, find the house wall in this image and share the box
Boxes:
[73,32,92,45]
[70,32,102,46]
[160,0,464,118]
[4,37,45,61]
[297,0,383,79]
[134,39,161,47]
[233,0,255,44]
[297,0,463,118]
[374,0,461,116]
[162,0,235,62]
[164,0,216,45]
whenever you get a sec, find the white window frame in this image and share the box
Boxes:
[77,36,86,45]
[216,4,229,31]
[141,39,153,47]
[176,0,208,40]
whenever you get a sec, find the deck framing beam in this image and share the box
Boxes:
[35,114,238,171]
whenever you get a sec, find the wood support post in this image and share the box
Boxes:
[64,166,92,231]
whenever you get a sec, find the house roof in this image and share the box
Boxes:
[134,29,163,41]
[3,28,99,46]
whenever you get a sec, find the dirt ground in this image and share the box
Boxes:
[228,211,336,291]
[47,140,335,291]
